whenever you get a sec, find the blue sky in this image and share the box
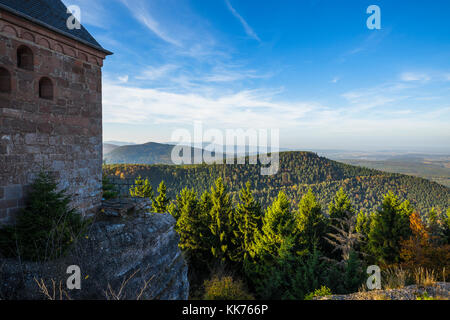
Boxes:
[64,0,450,152]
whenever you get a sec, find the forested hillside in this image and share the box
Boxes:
[103,151,449,214]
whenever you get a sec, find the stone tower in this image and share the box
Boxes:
[0,0,112,224]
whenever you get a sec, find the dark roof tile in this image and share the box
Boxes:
[0,0,111,54]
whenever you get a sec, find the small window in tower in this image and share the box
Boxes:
[0,68,11,93]
[17,45,34,70]
[39,77,53,100]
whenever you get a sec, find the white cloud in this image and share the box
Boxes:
[331,77,340,83]
[118,75,129,83]
[225,0,260,42]
[136,65,178,81]
[103,81,316,128]
[400,72,431,82]
[119,0,181,46]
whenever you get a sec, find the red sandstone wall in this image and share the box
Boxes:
[0,10,107,224]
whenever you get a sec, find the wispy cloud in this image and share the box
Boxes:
[400,72,431,82]
[119,0,181,46]
[225,0,260,42]
[331,77,340,84]
[118,75,129,83]
[136,64,179,81]
[103,80,315,128]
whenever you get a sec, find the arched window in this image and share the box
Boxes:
[0,68,11,93]
[17,45,34,70]
[39,77,53,100]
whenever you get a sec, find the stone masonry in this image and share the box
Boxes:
[0,4,111,224]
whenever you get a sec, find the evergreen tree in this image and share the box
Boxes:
[355,210,372,257]
[342,250,365,293]
[153,180,170,213]
[234,182,263,262]
[245,192,297,299]
[175,189,211,263]
[329,188,355,224]
[295,189,328,255]
[0,172,88,261]
[368,191,412,265]
[426,207,446,245]
[129,175,153,200]
[169,187,193,220]
[208,178,234,262]
[444,209,450,244]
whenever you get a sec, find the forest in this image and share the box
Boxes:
[116,175,450,299]
[103,151,450,299]
[103,151,449,215]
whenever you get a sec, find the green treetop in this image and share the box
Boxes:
[153,180,170,213]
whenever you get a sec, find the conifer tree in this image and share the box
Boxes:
[355,210,372,256]
[445,209,450,244]
[426,207,446,245]
[342,250,365,293]
[129,175,153,200]
[175,189,211,263]
[329,188,354,227]
[234,182,263,262]
[153,180,170,213]
[295,189,327,255]
[169,187,193,220]
[368,191,412,265]
[245,191,297,299]
[0,172,87,261]
[208,178,234,262]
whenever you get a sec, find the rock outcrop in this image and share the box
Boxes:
[315,283,450,300]
[0,212,189,300]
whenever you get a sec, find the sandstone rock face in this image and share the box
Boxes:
[0,212,189,300]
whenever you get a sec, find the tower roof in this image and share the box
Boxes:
[0,0,112,55]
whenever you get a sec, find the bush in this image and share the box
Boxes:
[102,174,118,200]
[304,286,332,300]
[203,276,254,300]
[0,172,90,261]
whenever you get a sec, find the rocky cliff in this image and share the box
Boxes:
[0,212,189,300]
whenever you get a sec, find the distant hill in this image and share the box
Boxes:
[103,143,120,155]
[104,151,449,215]
[103,142,223,165]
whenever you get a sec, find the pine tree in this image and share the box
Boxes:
[175,188,211,263]
[208,178,234,262]
[245,191,297,299]
[129,175,153,200]
[444,209,450,244]
[355,210,372,257]
[152,180,170,213]
[234,182,263,262]
[169,187,193,221]
[0,172,88,261]
[329,188,355,224]
[368,191,412,265]
[252,191,295,257]
[342,250,365,293]
[295,189,327,255]
[426,207,446,245]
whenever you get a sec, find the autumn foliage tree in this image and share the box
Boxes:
[400,212,450,278]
